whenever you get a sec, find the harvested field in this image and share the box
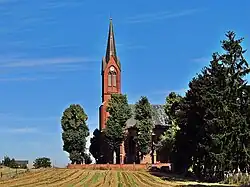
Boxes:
[0,169,236,187]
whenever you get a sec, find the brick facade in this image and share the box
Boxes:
[99,56,121,130]
[99,19,121,131]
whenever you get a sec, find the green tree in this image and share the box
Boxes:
[2,156,11,167]
[134,96,153,159]
[2,156,18,168]
[89,129,102,163]
[218,31,250,173]
[105,94,132,159]
[175,31,250,180]
[157,92,183,161]
[83,153,92,164]
[33,157,51,168]
[61,104,90,164]
[9,159,18,168]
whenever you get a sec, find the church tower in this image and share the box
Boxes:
[99,18,121,131]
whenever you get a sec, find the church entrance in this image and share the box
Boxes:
[125,135,140,164]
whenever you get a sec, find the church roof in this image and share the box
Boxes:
[125,104,169,129]
[105,18,117,63]
[102,18,121,73]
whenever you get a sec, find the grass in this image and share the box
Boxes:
[0,168,238,187]
[117,171,123,187]
[0,166,28,180]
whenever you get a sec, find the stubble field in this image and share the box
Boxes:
[0,168,176,187]
[0,168,235,187]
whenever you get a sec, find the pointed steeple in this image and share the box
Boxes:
[102,18,120,73]
[105,18,117,62]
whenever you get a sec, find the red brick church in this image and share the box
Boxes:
[98,19,169,164]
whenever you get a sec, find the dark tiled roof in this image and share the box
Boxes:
[125,104,169,128]
[15,160,28,165]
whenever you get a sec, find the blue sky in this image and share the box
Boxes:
[0,0,249,167]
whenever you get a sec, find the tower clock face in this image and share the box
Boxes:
[109,66,115,72]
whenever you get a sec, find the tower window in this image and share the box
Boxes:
[113,72,117,87]
[108,72,112,86]
[108,71,117,87]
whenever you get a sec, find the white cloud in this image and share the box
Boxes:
[128,88,188,102]
[41,1,84,10]
[126,45,146,49]
[0,57,97,68]
[0,113,58,122]
[0,0,17,4]
[2,127,38,134]
[151,88,188,96]
[192,57,210,63]
[126,9,200,23]
[86,131,95,163]
[86,132,93,152]
[0,76,55,82]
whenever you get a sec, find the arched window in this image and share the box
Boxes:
[108,72,112,86]
[113,72,117,87]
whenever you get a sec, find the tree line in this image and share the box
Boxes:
[0,156,52,169]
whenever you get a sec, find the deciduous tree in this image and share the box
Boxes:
[61,104,90,164]
[89,128,102,163]
[157,92,183,161]
[134,96,153,158]
[33,157,51,168]
[105,94,132,158]
[2,156,18,168]
[83,153,92,164]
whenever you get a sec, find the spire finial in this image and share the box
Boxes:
[109,12,112,20]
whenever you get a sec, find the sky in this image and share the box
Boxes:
[0,0,249,167]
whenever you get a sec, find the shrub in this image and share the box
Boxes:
[224,172,250,185]
[33,157,51,169]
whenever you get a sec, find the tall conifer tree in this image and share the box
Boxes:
[175,31,250,179]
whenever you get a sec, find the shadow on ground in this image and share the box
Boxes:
[149,172,238,187]
[150,171,197,182]
[178,185,235,187]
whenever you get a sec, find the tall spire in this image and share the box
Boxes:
[105,18,117,62]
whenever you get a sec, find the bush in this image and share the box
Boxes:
[83,153,92,164]
[224,172,250,185]
[1,156,18,168]
[33,157,51,169]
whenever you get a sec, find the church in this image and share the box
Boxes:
[98,19,169,164]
